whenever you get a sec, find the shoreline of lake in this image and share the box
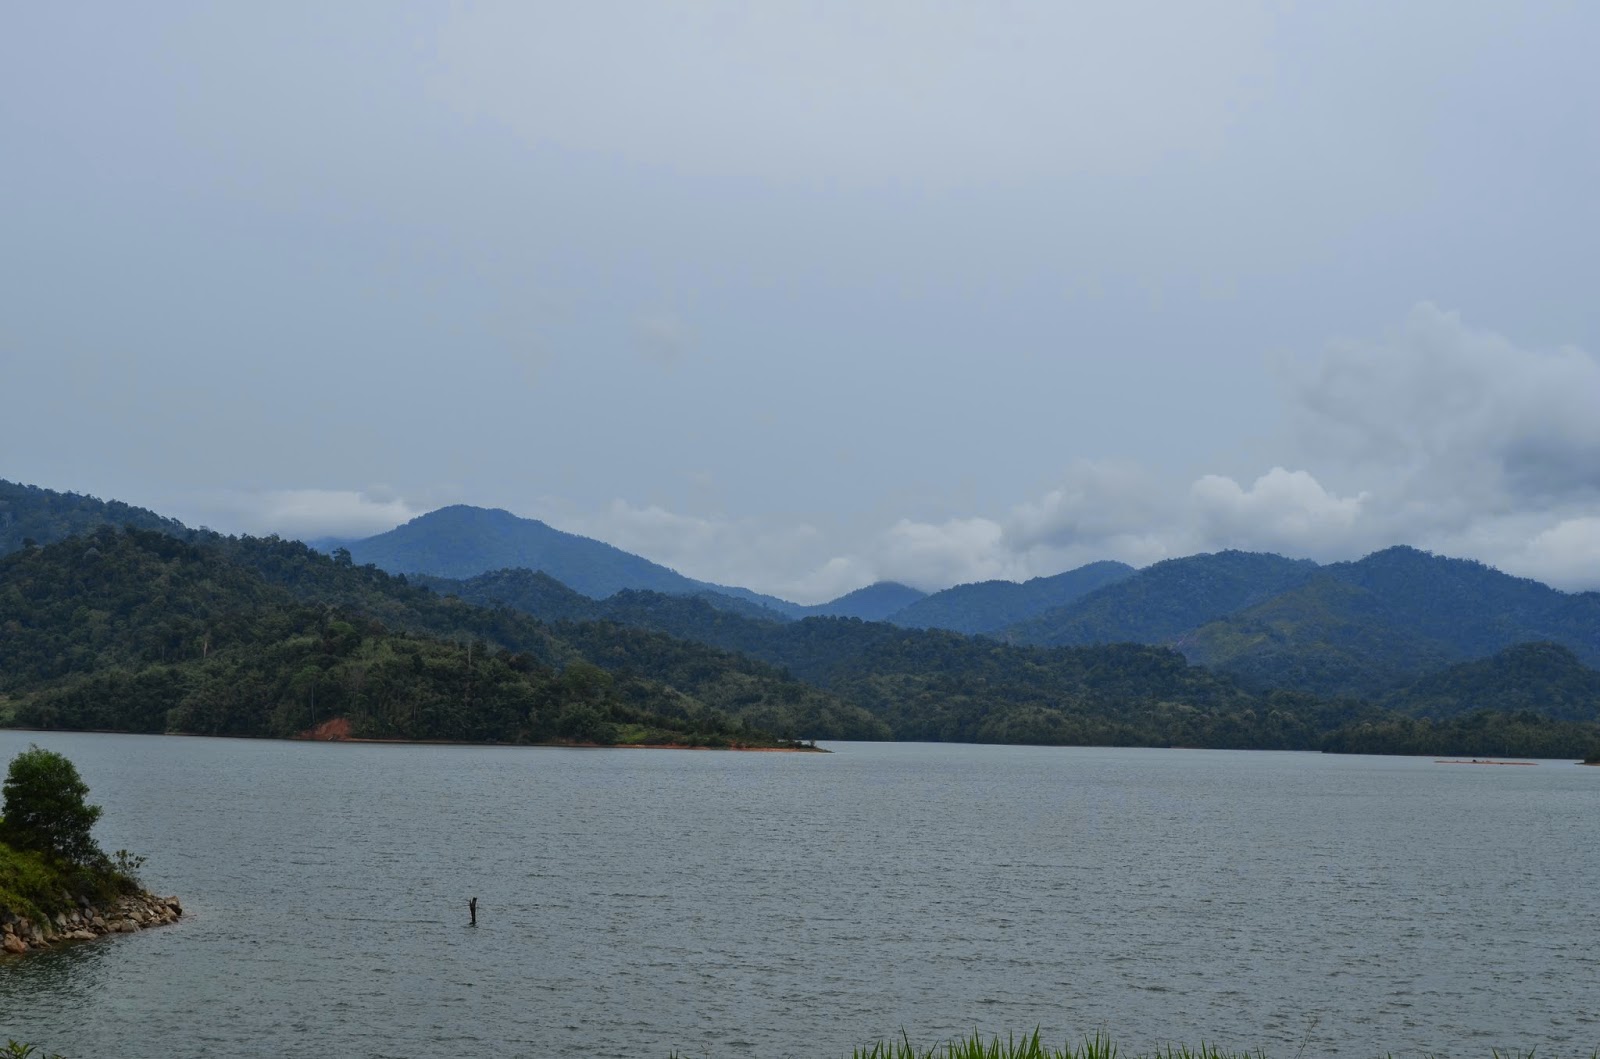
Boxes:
[1,891,182,956]
[0,723,828,753]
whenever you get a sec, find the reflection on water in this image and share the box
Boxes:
[1,733,1596,1058]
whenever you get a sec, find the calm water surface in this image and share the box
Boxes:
[0,733,1595,1058]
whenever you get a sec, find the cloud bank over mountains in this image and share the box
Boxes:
[187,306,1600,601]
[887,305,1600,595]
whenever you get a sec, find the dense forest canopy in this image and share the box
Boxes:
[0,528,858,746]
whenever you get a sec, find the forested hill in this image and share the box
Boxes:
[0,479,191,555]
[1327,546,1600,662]
[994,546,1600,701]
[1006,551,1321,647]
[887,561,1136,634]
[1388,642,1600,723]
[1180,576,1459,700]
[0,527,882,744]
[801,581,926,621]
[1179,548,1600,697]
[447,576,1334,747]
[13,478,1593,708]
[429,568,1600,757]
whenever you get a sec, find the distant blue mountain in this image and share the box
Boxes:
[331,505,804,616]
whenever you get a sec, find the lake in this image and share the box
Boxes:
[1,733,1595,1058]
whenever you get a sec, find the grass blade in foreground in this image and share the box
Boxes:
[671,1031,1600,1059]
[847,1032,1265,1059]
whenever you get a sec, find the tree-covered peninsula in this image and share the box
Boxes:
[1,746,180,954]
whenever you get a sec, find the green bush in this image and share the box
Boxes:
[0,745,105,867]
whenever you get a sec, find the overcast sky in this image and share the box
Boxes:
[4,2,1597,601]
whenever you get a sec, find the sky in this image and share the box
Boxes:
[3,1,1598,602]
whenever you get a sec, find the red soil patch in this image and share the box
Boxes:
[298,717,354,741]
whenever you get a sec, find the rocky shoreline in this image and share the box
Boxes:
[1,892,182,955]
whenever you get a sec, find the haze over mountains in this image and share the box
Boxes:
[5,478,1600,758]
[312,501,1600,697]
[314,504,1138,629]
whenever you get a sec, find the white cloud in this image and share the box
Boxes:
[1291,303,1600,517]
[178,489,425,541]
[1007,460,1168,551]
[1189,467,1369,557]
[1495,517,1600,593]
[857,306,1600,593]
[875,516,1015,588]
[1276,303,1600,586]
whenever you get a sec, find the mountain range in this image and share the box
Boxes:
[318,505,934,622]
[4,477,1599,757]
[309,500,1600,700]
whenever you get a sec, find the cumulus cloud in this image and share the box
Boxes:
[1500,517,1600,591]
[875,516,1015,588]
[789,306,1599,595]
[1189,468,1369,557]
[1007,460,1169,551]
[1272,303,1600,586]
[1291,303,1600,516]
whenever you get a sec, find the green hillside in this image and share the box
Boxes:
[0,528,868,744]
[1181,550,1600,697]
[1324,546,1600,665]
[1007,551,1320,647]
[1388,642,1600,722]
[888,561,1136,634]
[0,479,191,555]
[437,571,1600,756]
[414,568,600,623]
[803,581,926,621]
[1182,576,1459,697]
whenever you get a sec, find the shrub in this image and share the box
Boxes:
[0,745,106,867]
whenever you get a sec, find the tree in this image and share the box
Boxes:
[0,746,106,866]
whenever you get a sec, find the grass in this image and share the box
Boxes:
[0,838,140,923]
[669,1030,1600,1059]
[0,840,67,923]
[846,1030,1260,1059]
